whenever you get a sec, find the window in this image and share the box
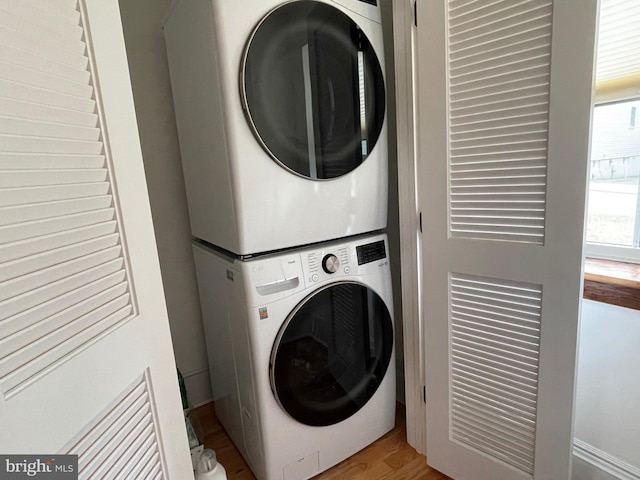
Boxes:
[586,99,640,259]
[584,0,640,263]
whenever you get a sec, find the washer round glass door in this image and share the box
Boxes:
[242,0,386,179]
[270,282,393,426]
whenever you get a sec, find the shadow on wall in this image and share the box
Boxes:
[118,0,212,406]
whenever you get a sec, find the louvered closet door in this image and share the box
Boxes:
[416,1,597,479]
[0,1,192,477]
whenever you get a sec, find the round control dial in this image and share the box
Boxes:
[322,254,340,274]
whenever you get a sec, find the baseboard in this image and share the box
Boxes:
[182,368,213,408]
[573,439,640,480]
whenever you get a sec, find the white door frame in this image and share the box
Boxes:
[391,0,426,455]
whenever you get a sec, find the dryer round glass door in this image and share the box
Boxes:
[242,1,386,180]
[270,282,393,426]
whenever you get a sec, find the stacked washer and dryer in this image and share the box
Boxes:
[164,1,395,479]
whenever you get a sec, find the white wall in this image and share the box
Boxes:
[119,0,212,407]
[573,300,640,476]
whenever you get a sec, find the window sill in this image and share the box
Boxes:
[584,258,640,310]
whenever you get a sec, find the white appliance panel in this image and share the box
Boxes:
[193,233,395,480]
[165,0,388,255]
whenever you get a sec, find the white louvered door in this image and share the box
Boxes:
[0,1,192,478]
[416,1,597,479]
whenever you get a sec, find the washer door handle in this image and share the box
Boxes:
[255,277,300,296]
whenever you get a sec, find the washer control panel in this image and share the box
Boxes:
[305,244,350,284]
[302,236,387,285]
[322,254,340,274]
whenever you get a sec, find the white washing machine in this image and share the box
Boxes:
[164,0,389,256]
[193,233,396,480]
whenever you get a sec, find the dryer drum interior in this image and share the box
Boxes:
[242,0,386,180]
[271,282,393,427]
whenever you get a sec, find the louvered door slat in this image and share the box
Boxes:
[0,234,120,282]
[451,99,548,124]
[0,135,102,154]
[102,421,154,480]
[0,169,107,187]
[453,324,539,354]
[449,2,552,41]
[453,409,535,454]
[0,99,97,127]
[109,423,157,480]
[449,27,550,64]
[451,105,549,131]
[453,403,535,444]
[1,289,130,369]
[453,338,539,373]
[453,357,538,392]
[1,271,125,334]
[0,258,122,319]
[0,80,95,112]
[0,220,116,262]
[0,25,86,68]
[137,453,161,480]
[453,314,539,341]
[0,117,101,140]
[83,407,151,478]
[452,423,534,471]
[0,184,109,207]
[452,385,536,422]
[0,196,113,225]
[452,304,540,331]
[1,208,114,243]
[149,467,163,480]
[0,60,93,97]
[447,0,553,244]
[0,153,105,170]
[65,375,165,480]
[450,273,542,474]
[0,46,89,85]
[12,0,80,20]
[128,449,159,480]
[75,383,147,459]
[1,246,122,302]
[453,363,538,400]
[2,304,132,393]
[0,0,134,395]
[0,289,129,366]
[80,399,149,471]
[0,3,82,40]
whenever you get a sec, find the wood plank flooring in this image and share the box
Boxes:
[190,403,451,480]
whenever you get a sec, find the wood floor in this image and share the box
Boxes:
[190,403,451,480]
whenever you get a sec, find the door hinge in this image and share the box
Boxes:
[414,1,418,27]
[419,212,423,233]
[423,385,427,403]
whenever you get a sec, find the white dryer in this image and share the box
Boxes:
[164,0,388,256]
[193,233,395,480]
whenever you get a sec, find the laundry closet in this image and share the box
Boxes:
[163,1,396,479]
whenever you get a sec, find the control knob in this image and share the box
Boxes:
[322,254,340,274]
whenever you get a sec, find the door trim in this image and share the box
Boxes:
[391,0,425,455]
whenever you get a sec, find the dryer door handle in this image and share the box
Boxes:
[255,277,300,296]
